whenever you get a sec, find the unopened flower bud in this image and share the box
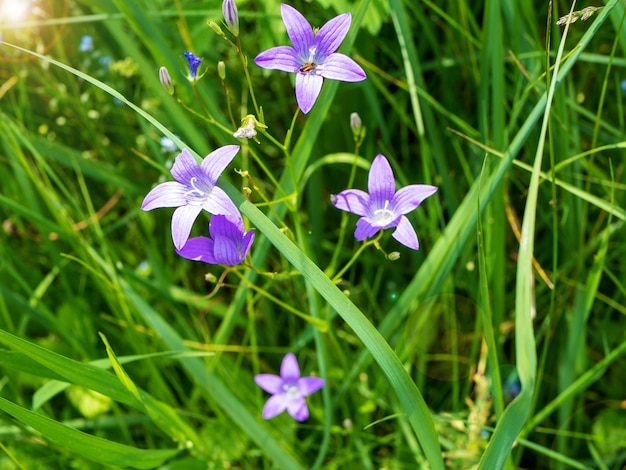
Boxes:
[218,61,226,81]
[222,0,239,36]
[350,112,362,134]
[159,66,174,95]
[388,252,401,261]
[208,20,225,37]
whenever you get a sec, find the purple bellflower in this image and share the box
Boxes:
[254,4,366,114]
[254,353,325,422]
[177,214,254,265]
[141,146,240,250]
[331,154,438,250]
[184,51,203,81]
[222,0,239,36]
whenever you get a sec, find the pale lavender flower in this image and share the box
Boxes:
[254,353,324,422]
[331,154,438,250]
[141,146,240,250]
[176,214,254,265]
[254,4,366,114]
[222,0,239,36]
[184,51,202,81]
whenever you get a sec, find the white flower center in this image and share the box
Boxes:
[184,176,213,205]
[283,383,300,399]
[372,200,395,226]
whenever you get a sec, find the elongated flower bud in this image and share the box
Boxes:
[218,61,226,81]
[222,0,239,36]
[159,66,174,95]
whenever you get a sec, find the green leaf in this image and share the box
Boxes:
[0,396,179,469]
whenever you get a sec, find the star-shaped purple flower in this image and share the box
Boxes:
[141,146,240,250]
[254,3,366,114]
[254,353,325,422]
[331,154,438,250]
[176,214,254,266]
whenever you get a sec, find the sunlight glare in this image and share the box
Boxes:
[0,0,30,23]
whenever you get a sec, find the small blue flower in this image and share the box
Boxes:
[177,214,254,266]
[160,136,177,152]
[79,35,94,52]
[184,51,203,81]
[254,353,325,421]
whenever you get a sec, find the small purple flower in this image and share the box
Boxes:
[254,4,366,114]
[254,353,325,422]
[177,214,254,265]
[331,154,438,250]
[184,51,203,81]
[141,146,240,250]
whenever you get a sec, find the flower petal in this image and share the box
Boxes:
[391,215,419,250]
[355,217,381,241]
[254,374,284,394]
[200,187,239,218]
[171,205,202,250]
[295,72,323,114]
[368,154,396,202]
[331,189,370,216]
[392,184,438,214]
[209,214,244,238]
[141,181,186,210]
[280,352,300,380]
[200,145,240,183]
[262,393,289,419]
[320,53,366,82]
[280,4,314,56]
[254,46,301,72]
[176,236,217,264]
[315,12,351,56]
[297,376,325,396]
[170,149,201,183]
[213,235,242,265]
[286,397,309,421]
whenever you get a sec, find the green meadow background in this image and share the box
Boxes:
[1,0,625,468]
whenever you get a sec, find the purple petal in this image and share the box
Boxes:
[254,46,300,72]
[320,53,366,82]
[392,184,438,214]
[200,145,240,183]
[170,149,201,184]
[391,216,419,250]
[297,376,325,396]
[280,4,314,56]
[280,353,300,380]
[176,236,217,264]
[286,398,309,421]
[254,374,284,394]
[141,181,186,210]
[331,189,370,216]
[262,394,289,419]
[209,214,244,238]
[171,205,202,250]
[355,217,381,241]
[295,73,323,114]
[200,187,239,218]
[315,12,351,55]
[213,235,242,265]
[368,154,396,201]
